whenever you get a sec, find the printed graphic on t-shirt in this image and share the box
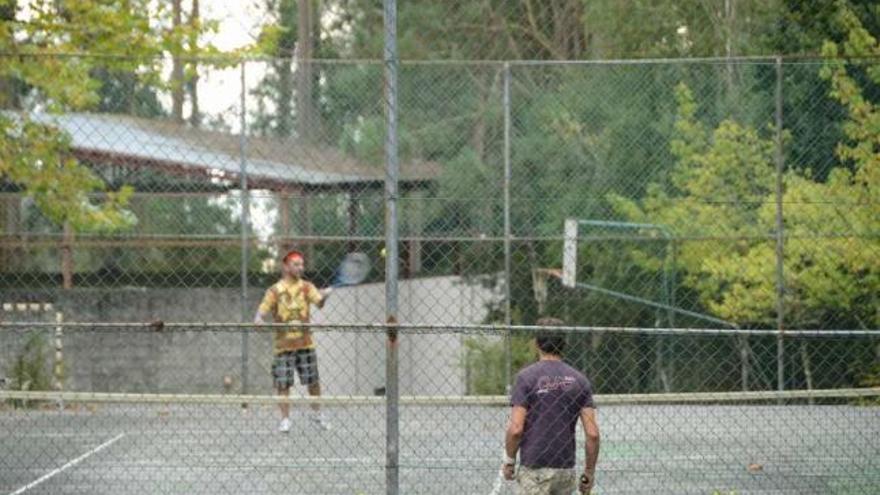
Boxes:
[535,375,577,395]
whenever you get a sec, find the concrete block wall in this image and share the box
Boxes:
[1,276,501,396]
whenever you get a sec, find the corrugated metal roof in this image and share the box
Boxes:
[20,112,438,188]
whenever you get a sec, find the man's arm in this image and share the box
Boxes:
[254,288,276,324]
[253,309,271,324]
[502,405,527,480]
[316,287,332,308]
[579,407,600,493]
[307,282,331,309]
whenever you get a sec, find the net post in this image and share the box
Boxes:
[503,61,512,394]
[53,309,64,410]
[239,59,251,402]
[774,55,786,400]
[383,0,400,493]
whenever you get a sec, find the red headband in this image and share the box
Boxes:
[283,250,304,263]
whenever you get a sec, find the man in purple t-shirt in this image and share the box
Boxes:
[502,319,600,494]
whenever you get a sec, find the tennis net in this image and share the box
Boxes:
[2,322,879,494]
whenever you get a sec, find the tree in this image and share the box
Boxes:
[612,73,878,329]
[0,0,221,287]
[816,2,880,329]
[608,12,879,383]
[1,0,142,232]
[774,0,880,54]
[251,0,324,139]
[768,0,880,181]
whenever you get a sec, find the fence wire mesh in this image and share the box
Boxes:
[2,49,880,494]
[208,0,838,61]
[1,323,879,495]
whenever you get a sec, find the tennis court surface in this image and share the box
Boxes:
[3,397,879,494]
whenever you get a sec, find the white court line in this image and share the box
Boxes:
[9,433,125,495]
[6,433,113,439]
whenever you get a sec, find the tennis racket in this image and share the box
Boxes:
[489,467,506,495]
[489,448,511,495]
[330,251,372,288]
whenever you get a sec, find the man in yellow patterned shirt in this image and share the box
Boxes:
[255,249,332,432]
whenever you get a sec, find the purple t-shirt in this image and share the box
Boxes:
[511,360,594,468]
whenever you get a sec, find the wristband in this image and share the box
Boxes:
[503,454,516,465]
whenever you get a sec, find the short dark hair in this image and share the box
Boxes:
[535,317,566,356]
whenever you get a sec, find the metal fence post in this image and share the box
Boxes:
[239,59,250,396]
[774,56,786,395]
[384,1,400,493]
[503,61,513,394]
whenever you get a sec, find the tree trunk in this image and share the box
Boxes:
[310,0,322,136]
[656,337,671,393]
[347,191,359,253]
[723,0,739,118]
[0,196,17,274]
[406,190,423,276]
[171,0,185,122]
[295,0,315,141]
[551,0,587,59]
[61,221,74,289]
[278,191,291,257]
[188,0,200,127]
[471,102,486,160]
[275,0,296,137]
[739,334,751,391]
[800,341,815,405]
[300,190,314,261]
[0,3,18,107]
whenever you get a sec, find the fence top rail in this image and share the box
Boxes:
[3,233,877,245]
[2,388,878,406]
[3,51,880,66]
[1,321,878,337]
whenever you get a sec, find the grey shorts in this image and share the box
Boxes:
[516,467,576,495]
[272,349,320,388]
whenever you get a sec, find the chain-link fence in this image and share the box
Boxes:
[211,0,843,61]
[1,323,879,494]
[2,56,877,327]
[2,52,879,493]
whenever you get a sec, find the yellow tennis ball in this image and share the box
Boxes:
[380,247,387,258]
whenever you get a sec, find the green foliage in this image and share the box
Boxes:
[609,5,879,330]
[464,335,536,395]
[7,331,51,408]
[812,3,880,328]
[324,0,785,61]
[610,83,777,324]
[612,72,879,328]
[0,114,135,232]
[0,0,220,234]
[769,1,879,181]
[584,0,783,59]
[858,362,880,405]
[773,0,880,54]
[250,0,298,58]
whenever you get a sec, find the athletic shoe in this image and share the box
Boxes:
[278,417,291,433]
[309,412,331,431]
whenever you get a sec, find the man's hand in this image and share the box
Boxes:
[502,463,515,481]
[579,472,593,494]
[320,287,333,299]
